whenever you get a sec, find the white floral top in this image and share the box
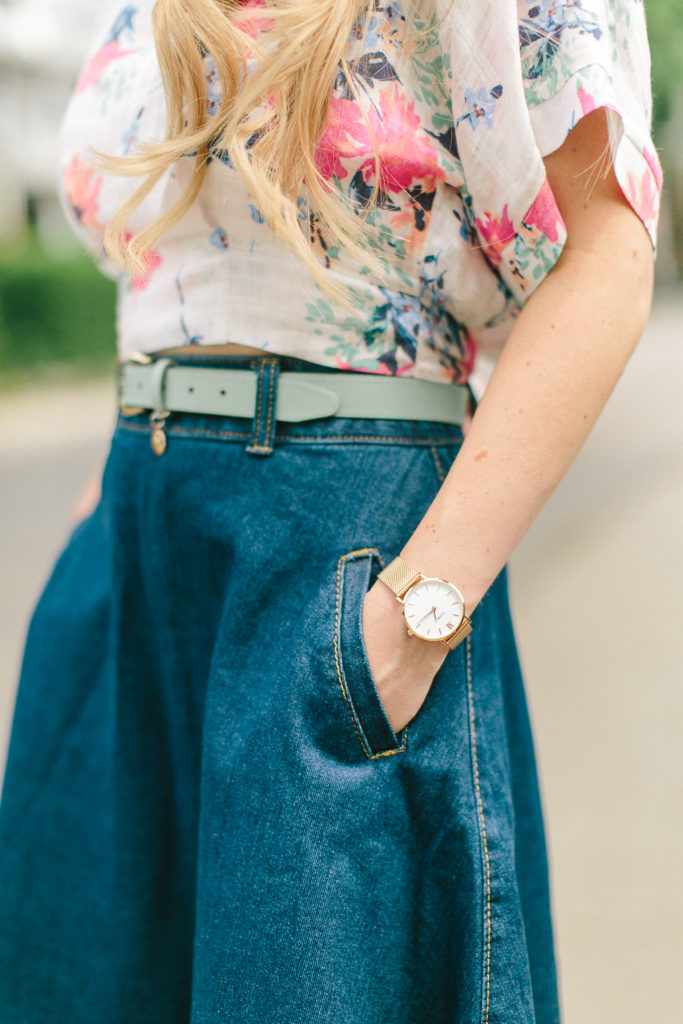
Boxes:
[57,0,662,395]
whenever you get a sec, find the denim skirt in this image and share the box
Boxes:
[0,353,561,1024]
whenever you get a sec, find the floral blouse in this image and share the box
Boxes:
[57,0,662,394]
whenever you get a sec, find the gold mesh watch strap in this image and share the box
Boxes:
[442,616,472,650]
[379,556,472,650]
[377,556,423,599]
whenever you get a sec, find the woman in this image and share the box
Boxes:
[0,1,661,1021]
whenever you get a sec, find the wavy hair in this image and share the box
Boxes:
[94,0,416,307]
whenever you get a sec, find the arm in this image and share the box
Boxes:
[68,461,104,528]
[363,108,655,732]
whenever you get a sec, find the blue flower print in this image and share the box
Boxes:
[204,56,222,117]
[209,228,229,251]
[206,142,233,169]
[105,5,136,44]
[175,269,204,345]
[454,188,479,245]
[358,12,382,50]
[457,86,503,130]
[519,0,603,80]
[121,106,143,153]
[352,2,406,53]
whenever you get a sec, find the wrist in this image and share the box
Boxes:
[365,581,449,668]
[376,554,474,652]
[396,542,488,616]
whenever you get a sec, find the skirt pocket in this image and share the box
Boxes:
[333,547,408,759]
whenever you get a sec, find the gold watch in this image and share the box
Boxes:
[377,556,472,650]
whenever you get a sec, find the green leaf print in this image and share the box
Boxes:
[305,299,335,324]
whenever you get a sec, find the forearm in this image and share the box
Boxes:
[401,213,654,613]
[69,460,104,527]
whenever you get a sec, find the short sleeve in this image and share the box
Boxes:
[518,0,663,250]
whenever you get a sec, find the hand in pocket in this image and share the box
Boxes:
[362,579,450,733]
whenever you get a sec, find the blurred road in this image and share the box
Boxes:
[1,290,682,1022]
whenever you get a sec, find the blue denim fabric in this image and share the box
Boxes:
[0,354,561,1023]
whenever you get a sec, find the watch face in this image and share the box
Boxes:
[402,577,465,641]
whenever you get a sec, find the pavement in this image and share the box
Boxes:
[1,289,682,1022]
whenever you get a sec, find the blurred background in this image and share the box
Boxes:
[0,0,681,1020]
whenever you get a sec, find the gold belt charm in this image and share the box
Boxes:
[149,410,169,456]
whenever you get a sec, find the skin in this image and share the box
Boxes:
[363,107,655,731]
[70,108,655,734]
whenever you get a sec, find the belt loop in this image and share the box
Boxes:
[246,358,280,457]
[148,356,176,413]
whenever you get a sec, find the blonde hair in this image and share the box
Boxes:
[94,0,405,308]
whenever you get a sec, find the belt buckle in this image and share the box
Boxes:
[119,351,152,416]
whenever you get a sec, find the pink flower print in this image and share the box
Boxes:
[458,331,477,383]
[315,97,370,181]
[622,166,659,236]
[577,85,596,115]
[333,354,354,371]
[63,157,104,230]
[474,205,516,268]
[642,145,664,193]
[394,363,416,377]
[522,178,565,243]
[121,232,163,292]
[316,86,445,195]
[75,41,137,93]
[359,85,446,194]
[233,0,274,48]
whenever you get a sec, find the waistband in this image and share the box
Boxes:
[117,351,471,457]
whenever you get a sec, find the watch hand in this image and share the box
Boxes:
[415,608,436,628]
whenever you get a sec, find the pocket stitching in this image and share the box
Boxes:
[465,632,492,1023]
[333,548,409,761]
[429,445,447,484]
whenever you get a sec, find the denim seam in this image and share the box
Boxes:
[247,358,279,455]
[333,549,409,761]
[286,433,460,445]
[264,359,278,448]
[430,445,446,484]
[116,422,461,447]
[247,359,266,451]
[117,422,251,441]
[466,634,492,1024]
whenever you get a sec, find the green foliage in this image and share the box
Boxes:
[645,0,683,131]
[0,231,117,387]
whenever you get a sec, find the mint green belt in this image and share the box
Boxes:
[118,356,469,426]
